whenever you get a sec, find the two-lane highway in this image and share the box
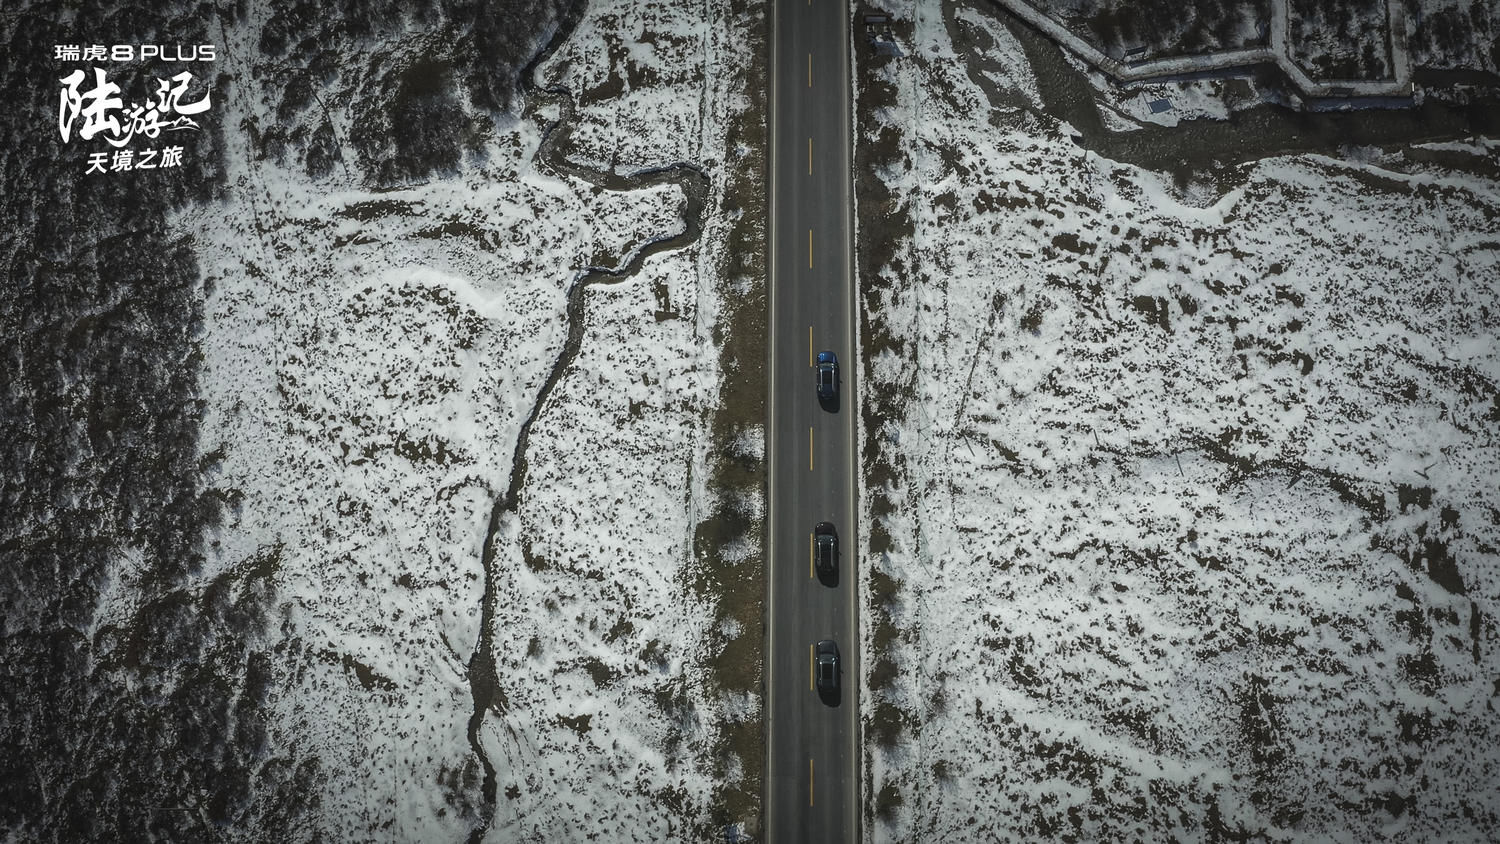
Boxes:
[765,0,858,841]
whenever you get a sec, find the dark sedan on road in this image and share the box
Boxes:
[815,640,840,699]
[814,522,838,578]
[815,350,838,402]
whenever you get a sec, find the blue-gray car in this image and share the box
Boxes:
[816,350,838,401]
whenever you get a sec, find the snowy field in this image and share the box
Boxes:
[858,2,1500,841]
[545,0,724,171]
[171,0,754,840]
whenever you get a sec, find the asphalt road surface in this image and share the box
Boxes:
[765,0,858,841]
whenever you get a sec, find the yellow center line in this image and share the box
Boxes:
[809,531,814,579]
[808,228,813,269]
[808,326,813,366]
[808,137,812,175]
[809,644,814,690]
[809,758,815,806]
[809,427,814,471]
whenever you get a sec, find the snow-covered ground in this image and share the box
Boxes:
[170,0,755,840]
[1008,0,1496,120]
[1287,0,1393,79]
[545,0,726,171]
[859,2,1500,841]
[1409,0,1499,74]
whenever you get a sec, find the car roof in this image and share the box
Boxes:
[817,350,836,364]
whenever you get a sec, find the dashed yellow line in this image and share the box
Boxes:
[809,644,814,690]
[808,326,813,367]
[807,52,812,87]
[808,137,812,175]
[809,427,814,471]
[809,531,814,579]
[809,758,815,806]
[808,228,813,269]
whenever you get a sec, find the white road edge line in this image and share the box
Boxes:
[840,0,859,840]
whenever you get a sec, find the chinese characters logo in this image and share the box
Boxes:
[54,44,216,175]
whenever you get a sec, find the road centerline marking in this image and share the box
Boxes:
[768,2,860,836]
[809,427,813,471]
[810,531,813,579]
[809,643,814,690]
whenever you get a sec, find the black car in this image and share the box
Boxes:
[815,350,838,401]
[814,522,838,578]
[815,640,840,696]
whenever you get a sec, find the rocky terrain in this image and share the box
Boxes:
[1,0,762,840]
[856,1,1500,841]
